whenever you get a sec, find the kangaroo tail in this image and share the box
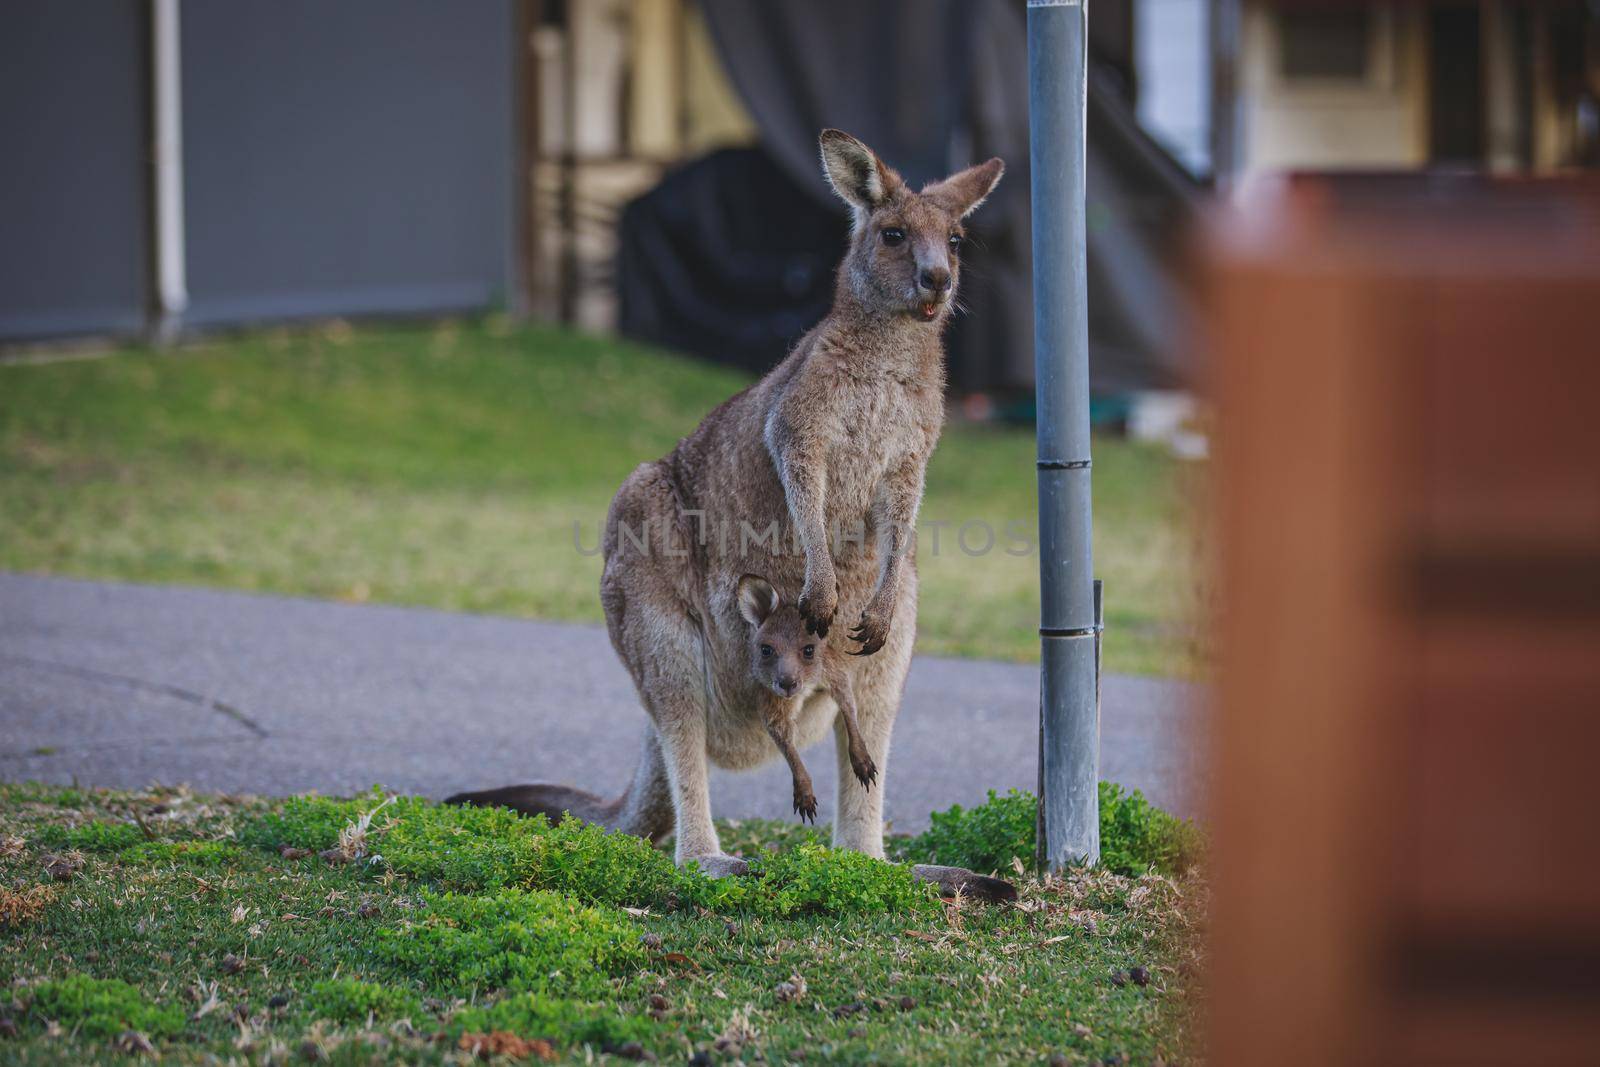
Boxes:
[442,782,620,825]
[444,727,673,844]
[911,864,1020,904]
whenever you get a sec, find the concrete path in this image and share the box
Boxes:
[0,574,1204,832]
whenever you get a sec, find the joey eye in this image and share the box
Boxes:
[760,645,774,658]
[948,233,963,250]
[802,645,815,660]
[880,227,905,246]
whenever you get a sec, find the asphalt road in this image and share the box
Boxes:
[0,574,1204,831]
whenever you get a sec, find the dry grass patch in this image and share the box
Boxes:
[0,883,57,928]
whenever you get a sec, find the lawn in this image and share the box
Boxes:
[0,318,1202,676]
[0,782,1204,1064]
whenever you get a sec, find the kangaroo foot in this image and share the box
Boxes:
[793,787,818,824]
[684,853,750,879]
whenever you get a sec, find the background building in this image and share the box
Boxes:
[3,1,1596,398]
[1223,2,1599,180]
[1,1,520,343]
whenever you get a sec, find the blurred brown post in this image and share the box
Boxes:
[1206,176,1600,1067]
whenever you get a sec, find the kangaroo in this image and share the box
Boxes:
[448,130,1004,878]
[734,573,877,825]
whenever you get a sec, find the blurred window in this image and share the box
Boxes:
[1278,11,1371,82]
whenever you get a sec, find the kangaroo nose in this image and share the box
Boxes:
[778,676,797,695]
[919,267,951,293]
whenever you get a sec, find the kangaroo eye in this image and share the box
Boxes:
[802,646,815,659]
[948,233,963,250]
[881,227,905,246]
[760,645,774,658]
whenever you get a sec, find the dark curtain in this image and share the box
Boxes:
[618,147,848,374]
[621,0,1195,395]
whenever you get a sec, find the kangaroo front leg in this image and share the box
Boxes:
[850,453,926,656]
[765,410,837,636]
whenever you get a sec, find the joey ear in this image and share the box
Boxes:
[819,129,899,215]
[736,574,780,627]
[924,157,1006,219]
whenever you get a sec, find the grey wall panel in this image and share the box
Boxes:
[180,1,514,326]
[0,2,149,340]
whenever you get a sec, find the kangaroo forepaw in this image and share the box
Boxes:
[847,611,889,657]
[800,603,835,638]
[793,791,818,824]
[798,578,838,638]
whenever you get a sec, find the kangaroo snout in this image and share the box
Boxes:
[918,266,952,295]
[776,675,798,696]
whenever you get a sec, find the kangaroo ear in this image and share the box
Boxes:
[924,158,1006,219]
[819,129,899,215]
[736,574,780,627]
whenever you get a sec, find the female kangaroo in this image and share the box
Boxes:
[449,130,1004,876]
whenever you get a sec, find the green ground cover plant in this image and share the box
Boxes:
[0,319,1203,675]
[902,784,1201,878]
[372,888,642,997]
[447,992,654,1049]
[0,782,1205,1063]
[32,819,146,853]
[304,979,421,1025]
[117,839,243,868]
[1096,783,1203,879]
[21,976,186,1041]
[235,788,941,917]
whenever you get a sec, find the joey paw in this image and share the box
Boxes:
[793,789,818,824]
[850,754,879,790]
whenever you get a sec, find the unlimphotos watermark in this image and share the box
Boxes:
[571,512,1036,559]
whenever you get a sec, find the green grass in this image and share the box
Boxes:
[0,782,1204,1064]
[899,785,1203,878]
[0,318,1202,675]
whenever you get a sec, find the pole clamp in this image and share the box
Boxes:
[1039,624,1103,638]
[1036,459,1091,470]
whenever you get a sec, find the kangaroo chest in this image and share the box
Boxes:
[823,381,933,521]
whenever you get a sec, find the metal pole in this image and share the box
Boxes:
[1029,0,1099,868]
[151,0,188,343]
